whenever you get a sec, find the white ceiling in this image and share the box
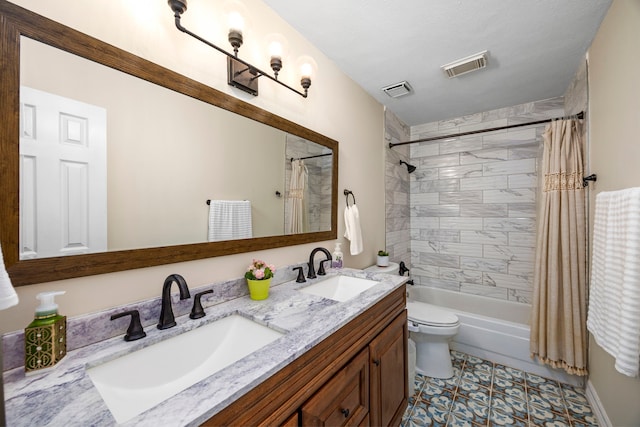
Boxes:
[263,0,611,126]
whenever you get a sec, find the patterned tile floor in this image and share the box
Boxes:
[401,350,598,427]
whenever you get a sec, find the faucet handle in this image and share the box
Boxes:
[190,289,214,319]
[292,267,306,283]
[111,310,146,342]
[318,259,332,276]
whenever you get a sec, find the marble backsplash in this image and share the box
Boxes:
[2,262,305,372]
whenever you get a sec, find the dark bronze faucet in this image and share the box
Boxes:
[157,274,191,330]
[307,247,332,279]
[399,261,410,276]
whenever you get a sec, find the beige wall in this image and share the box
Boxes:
[0,0,386,333]
[588,1,640,425]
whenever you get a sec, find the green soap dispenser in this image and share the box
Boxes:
[24,291,67,374]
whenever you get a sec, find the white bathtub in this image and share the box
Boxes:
[407,286,583,386]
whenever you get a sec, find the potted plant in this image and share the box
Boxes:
[377,250,390,267]
[245,259,276,300]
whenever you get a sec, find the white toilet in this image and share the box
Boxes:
[364,262,460,379]
[407,301,460,379]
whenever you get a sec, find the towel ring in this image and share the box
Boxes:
[344,189,356,206]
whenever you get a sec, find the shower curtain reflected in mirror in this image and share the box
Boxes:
[286,159,309,234]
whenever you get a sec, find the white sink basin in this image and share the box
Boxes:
[299,275,379,302]
[87,314,283,423]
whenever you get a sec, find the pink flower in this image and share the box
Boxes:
[245,259,275,280]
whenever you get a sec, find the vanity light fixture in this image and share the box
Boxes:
[168,0,312,98]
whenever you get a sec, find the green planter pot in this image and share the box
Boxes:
[247,278,271,300]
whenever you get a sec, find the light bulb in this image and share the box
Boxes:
[228,11,244,33]
[300,63,313,79]
[269,41,283,59]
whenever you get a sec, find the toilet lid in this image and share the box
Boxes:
[407,301,459,327]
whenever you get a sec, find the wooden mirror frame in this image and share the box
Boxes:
[0,1,338,286]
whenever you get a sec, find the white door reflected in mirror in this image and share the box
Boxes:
[19,86,107,259]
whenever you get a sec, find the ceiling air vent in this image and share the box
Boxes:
[382,81,412,98]
[442,51,488,78]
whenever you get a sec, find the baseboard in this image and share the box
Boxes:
[586,380,612,427]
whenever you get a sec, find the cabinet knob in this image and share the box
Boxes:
[340,408,350,418]
[373,358,380,366]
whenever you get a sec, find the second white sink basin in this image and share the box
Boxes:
[87,314,283,423]
[299,275,379,302]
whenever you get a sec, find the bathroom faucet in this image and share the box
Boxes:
[307,247,332,279]
[399,261,410,276]
[157,274,191,330]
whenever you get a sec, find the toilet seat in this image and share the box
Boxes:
[407,301,459,327]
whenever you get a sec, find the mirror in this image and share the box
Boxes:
[0,1,338,286]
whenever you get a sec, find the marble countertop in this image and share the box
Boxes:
[3,268,406,426]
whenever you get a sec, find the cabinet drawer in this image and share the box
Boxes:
[301,348,370,426]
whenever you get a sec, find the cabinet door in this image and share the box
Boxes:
[369,311,408,427]
[280,411,299,427]
[301,348,369,426]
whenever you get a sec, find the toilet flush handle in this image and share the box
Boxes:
[407,321,420,333]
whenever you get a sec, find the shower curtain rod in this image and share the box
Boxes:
[290,152,332,162]
[388,111,584,148]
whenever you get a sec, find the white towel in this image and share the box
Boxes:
[0,242,19,310]
[208,200,253,242]
[587,187,640,377]
[344,204,363,256]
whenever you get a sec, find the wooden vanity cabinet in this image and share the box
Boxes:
[369,312,409,427]
[203,286,407,427]
[301,348,370,426]
[281,412,300,427]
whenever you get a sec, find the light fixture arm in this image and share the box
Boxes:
[169,3,309,98]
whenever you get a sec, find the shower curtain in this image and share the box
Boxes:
[286,159,308,234]
[530,118,588,376]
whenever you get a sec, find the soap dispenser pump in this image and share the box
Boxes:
[24,291,67,374]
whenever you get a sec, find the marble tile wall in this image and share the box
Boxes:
[407,98,565,303]
[384,108,411,265]
[563,59,589,182]
[563,59,588,116]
